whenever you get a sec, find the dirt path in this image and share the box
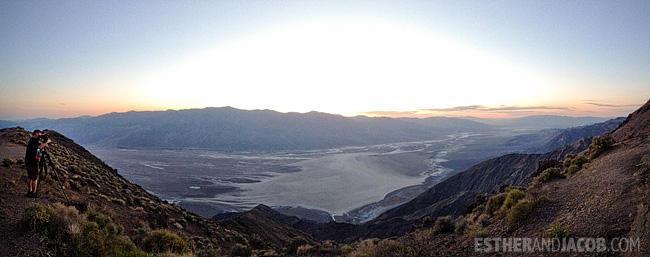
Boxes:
[0,128,57,256]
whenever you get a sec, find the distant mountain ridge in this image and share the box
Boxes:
[462,115,611,129]
[4,107,487,151]
[2,107,615,151]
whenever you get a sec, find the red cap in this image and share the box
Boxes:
[33,130,43,135]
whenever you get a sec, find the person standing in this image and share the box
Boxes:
[24,129,50,198]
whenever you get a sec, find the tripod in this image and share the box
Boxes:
[37,148,70,205]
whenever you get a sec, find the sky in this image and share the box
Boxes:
[1,1,649,120]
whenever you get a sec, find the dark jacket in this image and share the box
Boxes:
[25,137,40,166]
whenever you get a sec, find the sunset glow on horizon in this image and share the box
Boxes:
[2,1,649,120]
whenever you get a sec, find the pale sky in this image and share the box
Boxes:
[1,1,649,120]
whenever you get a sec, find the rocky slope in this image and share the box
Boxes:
[334,98,650,256]
[0,127,317,256]
[537,117,625,152]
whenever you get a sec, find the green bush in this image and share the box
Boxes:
[20,202,54,233]
[571,155,588,168]
[545,222,569,239]
[86,209,112,229]
[567,164,580,175]
[563,154,576,167]
[535,168,565,183]
[454,217,468,234]
[432,216,455,235]
[507,199,535,224]
[140,229,188,254]
[68,219,142,257]
[296,244,316,256]
[2,157,16,167]
[374,239,410,257]
[20,202,147,257]
[589,132,615,159]
[502,189,525,210]
[230,243,251,257]
[485,193,507,216]
[563,154,588,168]
[48,202,85,242]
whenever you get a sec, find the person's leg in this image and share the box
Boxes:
[26,165,38,194]
[33,177,38,193]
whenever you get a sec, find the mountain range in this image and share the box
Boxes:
[1,107,611,151]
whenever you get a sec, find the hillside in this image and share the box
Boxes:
[536,117,625,152]
[0,127,319,256]
[331,99,650,256]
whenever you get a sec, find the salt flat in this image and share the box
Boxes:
[237,152,426,215]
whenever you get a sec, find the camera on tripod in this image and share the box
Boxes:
[38,133,49,143]
[35,131,70,205]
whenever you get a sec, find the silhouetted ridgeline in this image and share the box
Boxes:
[6,107,491,151]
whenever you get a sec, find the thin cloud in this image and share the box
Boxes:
[584,102,641,108]
[361,110,418,116]
[421,105,572,112]
[487,106,572,111]
[421,105,483,112]
[362,105,575,118]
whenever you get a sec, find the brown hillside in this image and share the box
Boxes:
[613,98,650,141]
[0,127,315,256]
[339,99,650,256]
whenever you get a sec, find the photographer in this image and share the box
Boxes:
[24,129,51,198]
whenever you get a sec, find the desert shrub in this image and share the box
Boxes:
[374,239,409,257]
[485,193,507,216]
[86,209,112,229]
[140,229,188,254]
[421,215,436,228]
[571,155,588,168]
[535,159,561,177]
[339,244,354,255]
[48,202,85,242]
[545,222,569,239]
[432,216,455,235]
[348,239,379,257]
[535,168,565,184]
[296,244,316,256]
[454,217,468,234]
[20,202,141,256]
[67,220,138,257]
[465,223,487,237]
[230,243,251,257]
[507,199,535,224]
[589,132,615,159]
[567,164,580,175]
[317,240,340,255]
[502,189,525,210]
[20,202,54,233]
[61,207,145,257]
[563,154,576,167]
[2,157,16,167]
